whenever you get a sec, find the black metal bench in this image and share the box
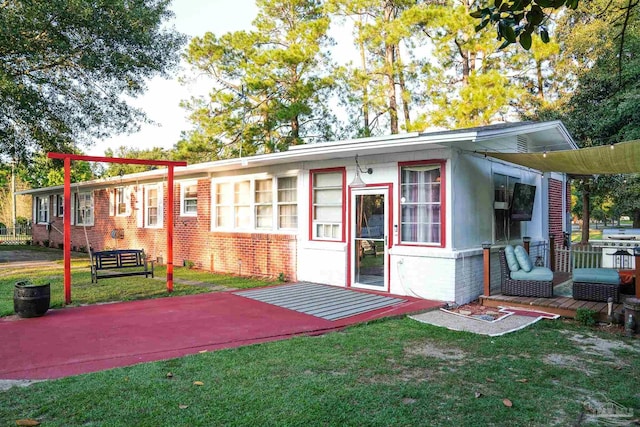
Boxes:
[91,249,154,283]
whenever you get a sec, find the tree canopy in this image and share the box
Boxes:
[0,0,185,165]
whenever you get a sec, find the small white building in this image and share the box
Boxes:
[25,121,576,304]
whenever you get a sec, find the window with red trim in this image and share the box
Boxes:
[399,161,443,245]
[310,169,345,241]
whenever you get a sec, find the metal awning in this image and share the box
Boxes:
[484,139,640,175]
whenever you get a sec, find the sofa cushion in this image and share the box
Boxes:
[572,268,620,285]
[514,245,533,272]
[504,245,520,272]
[510,267,553,281]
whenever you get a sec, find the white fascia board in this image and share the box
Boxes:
[183,132,477,175]
[474,120,578,150]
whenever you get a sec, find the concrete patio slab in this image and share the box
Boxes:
[0,285,441,380]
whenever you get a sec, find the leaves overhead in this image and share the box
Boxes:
[0,0,185,165]
[178,0,335,162]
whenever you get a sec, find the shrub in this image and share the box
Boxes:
[575,308,597,327]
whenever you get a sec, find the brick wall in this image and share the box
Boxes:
[31,180,297,281]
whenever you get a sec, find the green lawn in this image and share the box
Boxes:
[1,318,638,426]
[0,246,278,316]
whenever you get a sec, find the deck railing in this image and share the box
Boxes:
[0,226,33,245]
[554,243,602,272]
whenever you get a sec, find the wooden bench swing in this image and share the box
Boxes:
[91,249,155,283]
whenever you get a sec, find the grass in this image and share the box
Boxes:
[571,229,603,242]
[0,246,278,316]
[1,318,638,426]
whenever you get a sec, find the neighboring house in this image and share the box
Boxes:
[21,121,576,304]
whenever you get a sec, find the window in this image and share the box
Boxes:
[36,196,49,224]
[53,194,64,217]
[75,192,94,226]
[494,173,521,243]
[115,187,127,215]
[234,180,251,228]
[146,187,159,227]
[399,161,443,245]
[255,179,273,229]
[215,182,233,228]
[278,177,297,229]
[311,169,345,241]
[213,176,298,231]
[181,181,198,216]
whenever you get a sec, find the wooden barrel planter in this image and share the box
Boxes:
[14,281,50,318]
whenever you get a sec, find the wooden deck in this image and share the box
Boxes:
[480,294,625,321]
[480,272,629,321]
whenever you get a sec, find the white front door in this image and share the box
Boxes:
[351,187,389,290]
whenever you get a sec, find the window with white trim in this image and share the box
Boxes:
[146,187,159,227]
[180,181,198,216]
[494,173,521,243]
[311,170,344,241]
[399,162,442,245]
[115,187,127,215]
[255,179,273,229]
[75,192,94,226]
[36,196,49,224]
[54,194,64,217]
[213,176,298,231]
[215,182,233,228]
[234,180,251,228]
[278,177,297,229]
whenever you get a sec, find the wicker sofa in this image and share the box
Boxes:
[498,249,554,298]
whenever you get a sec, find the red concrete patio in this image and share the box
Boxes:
[0,288,441,380]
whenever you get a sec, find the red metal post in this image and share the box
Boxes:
[167,165,174,293]
[64,157,72,304]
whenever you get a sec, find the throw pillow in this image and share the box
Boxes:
[514,245,533,272]
[504,245,520,272]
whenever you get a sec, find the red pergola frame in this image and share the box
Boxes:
[48,152,187,304]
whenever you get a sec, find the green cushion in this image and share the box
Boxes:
[573,268,620,285]
[504,245,520,272]
[514,245,533,272]
[510,267,553,281]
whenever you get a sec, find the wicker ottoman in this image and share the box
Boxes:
[572,268,621,303]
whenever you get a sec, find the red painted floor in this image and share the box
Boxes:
[0,290,441,380]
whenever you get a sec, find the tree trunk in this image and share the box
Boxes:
[359,29,370,136]
[536,60,545,99]
[395,44,411,129]
[581,189,590,244]
[384,1,398,134]
[633,209,640,228]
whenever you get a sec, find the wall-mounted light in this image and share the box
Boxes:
[349,155,373,188]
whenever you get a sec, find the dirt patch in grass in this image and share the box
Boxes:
[567,333,640,359]
[362,366,435,385]
[543,353,598,377]
[404,342,466,361]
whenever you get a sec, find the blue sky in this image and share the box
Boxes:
[91,0,258,156]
